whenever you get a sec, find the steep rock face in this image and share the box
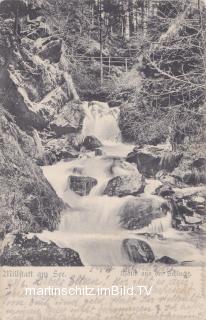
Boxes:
[126,145,183,177]
[0,13,81,131]
[119,195,169,230]
[0,111,64,239]
[103,173,145,197]
[0,234,83,266]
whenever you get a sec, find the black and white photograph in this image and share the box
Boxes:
[0,0,206,269]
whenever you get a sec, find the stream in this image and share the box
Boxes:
[36,101,205,266]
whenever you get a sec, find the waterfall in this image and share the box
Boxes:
[64,72,79,101]
[140,211,172,234]
[39,100,204,266]
[81,101,121,143]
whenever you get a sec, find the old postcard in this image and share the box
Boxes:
[0,0,205,319]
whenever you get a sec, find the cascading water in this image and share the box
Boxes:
[39,101,204,266]
[81,101,121,143]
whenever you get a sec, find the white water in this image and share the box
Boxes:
[39,101,205,266]
[82,101,121,143]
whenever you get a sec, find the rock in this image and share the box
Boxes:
[122,239,155,263]
[37,148,79,165]
[184,215,202,225]
[156,256,178,264]
[172,170,206,185]
[95,148,103,156]
[171,156,206,186]
[119,195,169,230]
[169,187,205,231]
[0,234,83,266]
[36,150,56,166]
[126,146,183,177]
[186,193,206,216]
[109,100,122,107]
[82,136,102,151]
[67,176,97,196]
[144,179,163,195]
[103,173,145,197]
[108,159,137,176]
[154,184,175,197]
[0,13,81,129]
[38,134,81,165]
[27,24,49,40]
[173,186,206,199]
[72,167,83,175]
[156,170,183,187]
[50,102,84,137]
[136,233,165,240]
[38,38,62,63]
[192,158,206,170]
[0,112,64,239]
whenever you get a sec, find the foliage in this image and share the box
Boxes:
[120,0,206,146]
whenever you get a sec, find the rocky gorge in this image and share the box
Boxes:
[0,0,206,266]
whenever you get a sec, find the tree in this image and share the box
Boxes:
[120,0,206,146]
[141,0,205,145]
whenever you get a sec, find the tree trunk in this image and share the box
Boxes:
[124,0,130,40]
[141,1,147,36]
[91,3,94,27]
[14,8,19,36]
[99,0,103,86]
[129,0,134,36]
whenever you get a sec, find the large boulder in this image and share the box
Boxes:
[122,239,155,263]
[82,135,102,151]
[119,195,169,230]
[50,102,84,137]
[0,234,83,266]
[103,173,145,197]
[67,175,98,196]
[126,145,183,177]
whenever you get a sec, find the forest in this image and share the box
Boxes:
[40,0,206,146]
